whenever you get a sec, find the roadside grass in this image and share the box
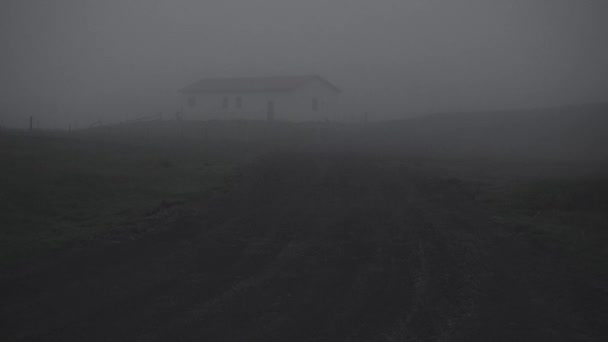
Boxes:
[486,179,608,277]
[3,127,606,280]
[0,132,237,267]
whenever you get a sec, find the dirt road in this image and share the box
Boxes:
[1,153,605,341]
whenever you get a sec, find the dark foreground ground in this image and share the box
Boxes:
[1,140,607,341]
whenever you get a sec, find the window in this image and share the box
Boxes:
[236,96,242,109]
[188,96,196,108]
[222,97,229,109]
[312,98,319,111]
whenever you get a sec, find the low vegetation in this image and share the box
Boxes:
[488,179,608,280]
[1,125,607,340]
[0,132,240,266]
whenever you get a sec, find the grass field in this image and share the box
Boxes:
[1,126,607,341]
[0,131,245,266]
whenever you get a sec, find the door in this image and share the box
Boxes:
[266,100,275,121]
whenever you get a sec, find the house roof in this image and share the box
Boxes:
[179,75,341,94]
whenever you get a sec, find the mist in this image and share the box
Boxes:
[3,2,608,340]
[1,0,607,128]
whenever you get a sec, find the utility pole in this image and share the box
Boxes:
[29,116,33,131]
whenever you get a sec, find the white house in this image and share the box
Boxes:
[179,75,341,122]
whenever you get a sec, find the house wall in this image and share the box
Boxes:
[181,80,340,122]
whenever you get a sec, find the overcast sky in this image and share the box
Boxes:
[1,0,607,127]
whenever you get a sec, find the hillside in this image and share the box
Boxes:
[2,150,607,341]
[1,126,607,341]
[73,103,608,161]
[366,103,608,161]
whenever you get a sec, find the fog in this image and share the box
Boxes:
[3,2,608,339]
[1,0,607,128]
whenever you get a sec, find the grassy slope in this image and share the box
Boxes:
[485,179,608,280]
[365,103,608,161]
[0,132,240,266]
[2,150,606,340]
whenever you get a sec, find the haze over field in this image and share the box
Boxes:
[1,0,608,127]
[2,2,608,340]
